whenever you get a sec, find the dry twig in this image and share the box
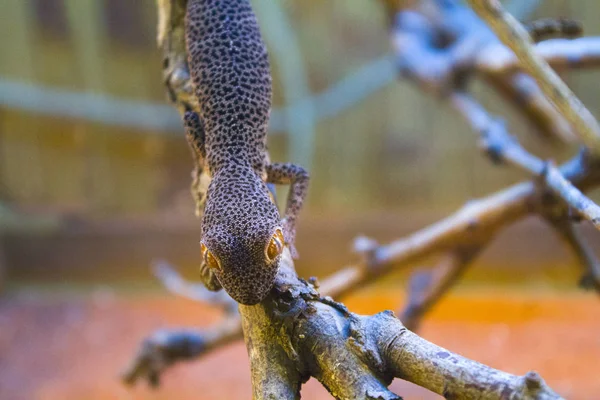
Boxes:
[548,218,600,294]
[152,260,238,313]
[400,248,481,331]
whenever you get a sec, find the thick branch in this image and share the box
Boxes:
[467,0,600,154]
[379,315,561,399]
[124,253,567,399]
[240,295,303,399]
[257,254,561,399]
[156,0,196,113]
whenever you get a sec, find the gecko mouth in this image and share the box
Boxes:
[217,262,279,305]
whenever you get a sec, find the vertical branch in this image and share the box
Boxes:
[156,0,196,113]
[240,302,303,400]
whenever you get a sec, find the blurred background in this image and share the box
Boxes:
[0,0,599,399]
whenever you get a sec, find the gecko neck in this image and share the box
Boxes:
[204,123,268,177]
[209,152,266,181]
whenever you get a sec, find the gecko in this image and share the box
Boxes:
[183,0,309,305]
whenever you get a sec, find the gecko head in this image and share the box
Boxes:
[200,167,284,305]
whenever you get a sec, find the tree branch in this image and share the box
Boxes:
[483,73,576,143]
[449,92,545,173]
[381,319,561,399]
[152,260,238,314]
[476,37,600,74]
[324,150,600,301]
[524,18,582,43]
[400,248,481,331]
[389,1,600,144]
[450,91,600,230]
[548,218,600,294]
[381,0,600,331]
[467,0,600,155]
[242,253,565,399]
[543,161,600,229]
[121,316,241,387]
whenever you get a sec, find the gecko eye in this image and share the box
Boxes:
[266,228,284,261]
[201,242,221,271]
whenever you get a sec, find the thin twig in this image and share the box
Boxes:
[121,316,242,387]
[400,247,481,331]
[476,37,600,74]
[548,218,600,294]
[524,18,582,43]
[485,73,576,143]
[450,92,545,173]
[152,260,239,314]
[543,161,600,230]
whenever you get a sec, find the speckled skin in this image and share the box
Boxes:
[184,0,309,305]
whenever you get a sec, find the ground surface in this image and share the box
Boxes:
[0,286,598,400]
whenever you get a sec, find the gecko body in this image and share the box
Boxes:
[184,0,309,305]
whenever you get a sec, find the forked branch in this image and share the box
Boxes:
[467,0,600,155]
[122,0,600,398]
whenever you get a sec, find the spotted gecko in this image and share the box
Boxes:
[183,0,309,305]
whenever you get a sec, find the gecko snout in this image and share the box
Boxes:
[216,259,280,305]
[201,228,285,305]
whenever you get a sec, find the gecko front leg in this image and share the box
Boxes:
[266,163,309,259]
[184,111,222,292]
[183,111,209,218]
